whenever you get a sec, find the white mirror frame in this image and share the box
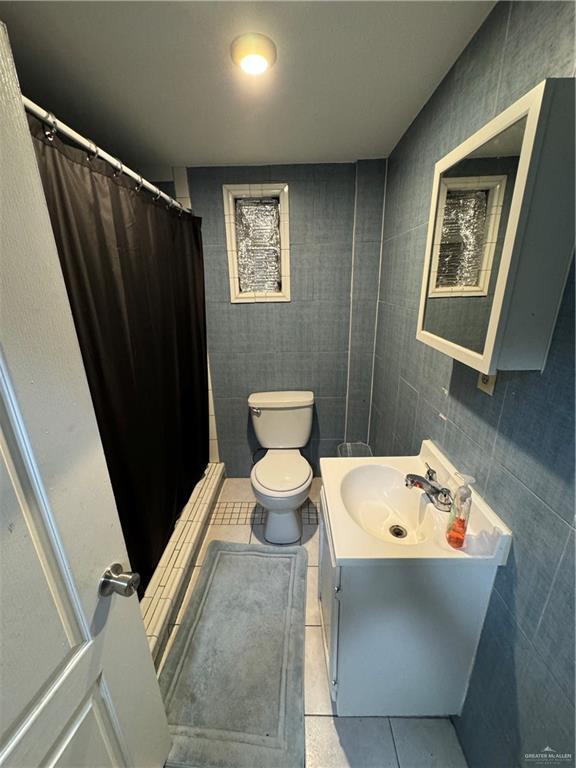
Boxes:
[416,81,546,374]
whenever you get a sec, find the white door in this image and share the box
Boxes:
[0,24,171,768]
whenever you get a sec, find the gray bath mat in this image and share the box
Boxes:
[159,540,308,768]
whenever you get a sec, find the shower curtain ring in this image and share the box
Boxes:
[113,158,124,178]
[152,187,162,202]
[87,142,99,163]
[135,175,144,193]
[43,112,57,142]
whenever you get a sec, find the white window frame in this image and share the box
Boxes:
[222,183,291,303]
[428,175,507,298]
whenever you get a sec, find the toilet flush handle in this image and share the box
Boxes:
[250,406,261,416]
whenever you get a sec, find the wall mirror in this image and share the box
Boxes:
[417,79,574,375]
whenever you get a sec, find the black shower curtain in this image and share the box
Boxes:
[29,116,209,592]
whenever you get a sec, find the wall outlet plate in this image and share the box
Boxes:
[477,372,497,396]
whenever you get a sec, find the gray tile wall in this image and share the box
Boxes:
[152,179,176,198]
[345,159,387,443]
[189,163,385,476]
[369,3,575,766]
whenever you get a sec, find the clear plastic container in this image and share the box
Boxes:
[337,441,373,458]
[446,474,475,549]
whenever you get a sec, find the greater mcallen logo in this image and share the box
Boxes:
[525,746,573,763]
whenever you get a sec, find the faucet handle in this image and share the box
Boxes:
[425,463,437,483]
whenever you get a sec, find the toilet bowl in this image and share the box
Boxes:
[247,390,315,544]
[251,450,313,543]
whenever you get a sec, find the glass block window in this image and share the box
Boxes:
[223,184,290,303]
[235,198,281,293]
[429,175,507,298]
[437,189,489,288]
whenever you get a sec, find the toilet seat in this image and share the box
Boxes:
[253,450,312,495]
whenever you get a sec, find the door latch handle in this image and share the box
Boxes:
[99,563,140,597]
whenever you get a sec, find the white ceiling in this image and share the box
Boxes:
[0,2,494,172]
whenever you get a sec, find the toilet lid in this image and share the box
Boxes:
[255,452,312,493]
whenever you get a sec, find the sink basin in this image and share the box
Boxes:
[340,465,434,545]
[320,439,511,564]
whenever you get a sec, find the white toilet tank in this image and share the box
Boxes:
[248,391,314,448]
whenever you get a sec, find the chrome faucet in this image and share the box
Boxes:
[405,463,453,513]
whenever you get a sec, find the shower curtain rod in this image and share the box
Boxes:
[23,96,191,215]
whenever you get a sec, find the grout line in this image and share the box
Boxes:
[390,374,401,449]
[494,556,566,647]
[343,161,359,443]
[388,717,402,768]
[492,580,574,705]
[410,388,421,453]
[482,376,510,497]
[381,219,427,244]
[533,532,570,639]
[496,462,573,531]
[491,584,540,648]
[367,159,389,445]
[492,2,513,117]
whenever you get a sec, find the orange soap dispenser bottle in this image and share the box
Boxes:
[446,474,475,549]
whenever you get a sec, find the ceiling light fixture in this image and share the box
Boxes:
[231,33,277,76]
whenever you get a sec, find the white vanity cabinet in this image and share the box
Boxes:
[318,487,500,717]
[318,499,341,704]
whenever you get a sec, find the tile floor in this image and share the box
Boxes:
[166,478,469,768]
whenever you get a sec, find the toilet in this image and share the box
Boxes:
[248,390,314,544]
